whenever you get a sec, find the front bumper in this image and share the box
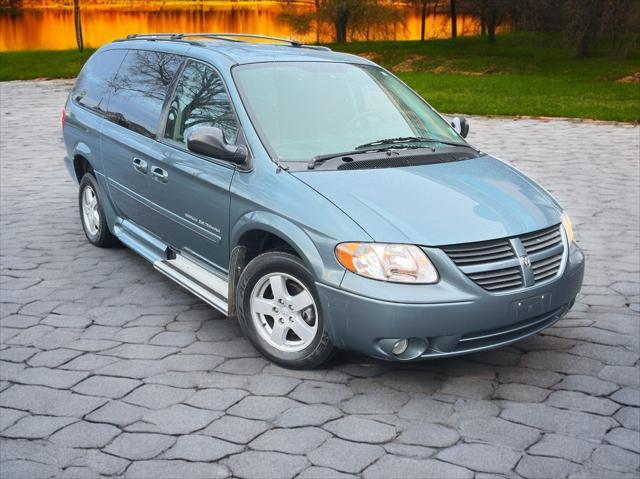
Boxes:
[317,243,585,361]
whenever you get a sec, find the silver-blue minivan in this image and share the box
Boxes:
[63,33,584,368]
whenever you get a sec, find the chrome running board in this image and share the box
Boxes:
[154,254,229,315]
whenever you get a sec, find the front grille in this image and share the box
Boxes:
[521,225,562,254]
[467,266,524,292]
[532,254,563,282]
[441,238,514,266]
[441,224,564,293]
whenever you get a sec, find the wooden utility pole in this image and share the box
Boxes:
[74,0,84,52]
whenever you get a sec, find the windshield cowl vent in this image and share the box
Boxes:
[336,152,476,171]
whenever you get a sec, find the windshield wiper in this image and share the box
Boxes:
[308,149,373,170]
[356,136,471,150]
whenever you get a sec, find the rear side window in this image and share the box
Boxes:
[72,49,127,114]
[164,61,238,145]
[106,50,182,138]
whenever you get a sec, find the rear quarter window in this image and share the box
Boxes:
[106,50,183,138]
[72,49,127,114]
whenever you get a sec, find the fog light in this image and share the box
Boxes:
[392,339,409,355]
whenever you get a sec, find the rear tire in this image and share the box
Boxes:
[236,252,335,369]
[78,173,118,248]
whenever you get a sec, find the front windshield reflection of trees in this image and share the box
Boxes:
[234,62,462,162]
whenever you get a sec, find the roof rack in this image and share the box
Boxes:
[118,33,331,51]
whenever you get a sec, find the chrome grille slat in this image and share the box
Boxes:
[442,224,564,292]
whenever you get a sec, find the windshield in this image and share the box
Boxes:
[233,62,465,162]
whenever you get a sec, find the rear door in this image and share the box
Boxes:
[100,49,183,230]
[145,60,240,271]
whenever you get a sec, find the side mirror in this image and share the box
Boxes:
[451,116,469,138]
[187,126,247,164]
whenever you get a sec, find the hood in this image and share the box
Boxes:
[292,156,562,246]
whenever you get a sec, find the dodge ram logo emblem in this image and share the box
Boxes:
[520,255,532,268]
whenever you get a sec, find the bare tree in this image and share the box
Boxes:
[73,0,83,52]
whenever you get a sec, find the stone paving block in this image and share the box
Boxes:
[85,400,149,427]
[250,426,330,454]
[1,385,106,417]
[226,451,308,479]
[324,416,396,443]
[1,415,77,439]
[547,390,620,415]
[590,445,640,472]
[553,374,620,396]
[26,349,82,368]
[340,392,409,414]
[605,427,640,453]
[203,415,270,444]
[275,403,342,427]
[614,407,640,431]
[125,459,230,479]
[458,416,540,450]
[437,443,521,474]
[308,438,384,474]
[528,433,595,463]
[49,420,120,448]
[397,423,459,448]
[245,374,301,396]
[72,375,141,398]
[122,384,192,409]
[227,396,299,421]
[0,459,60,479]
[136,404,221,434]
[104,433,175,460]
[298,466,358,479]
[611,388,640,407]
[290,381,354,405]
[516,455,580,479]
[494,383,551,402]
[13,366,88,389]
[363,455,474,479]
[184,387,247,410]
[500,403,617,440]
[162,434,243,461]
[599,366,640,388]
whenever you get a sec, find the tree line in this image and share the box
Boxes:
[282,0,639,57]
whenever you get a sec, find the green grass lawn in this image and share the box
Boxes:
[1,33,638,121]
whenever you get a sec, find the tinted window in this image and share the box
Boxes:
[164,61,238,145]
[72,49,127,114]
[107,50,182,138]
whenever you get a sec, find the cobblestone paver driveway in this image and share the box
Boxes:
[1,80,639,479]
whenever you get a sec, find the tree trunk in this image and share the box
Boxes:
[420,0,427,41]
[577,0,604,58]
[480,0,487,35]
[335,11,349,43]
[487,3,497,43]
[450,0,457,38]
[73,0,84,52]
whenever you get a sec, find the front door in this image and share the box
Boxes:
[100,49,183,232]
[145,60,240,271]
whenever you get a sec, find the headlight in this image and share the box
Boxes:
[561,212,574,243]
[335,243,438,283]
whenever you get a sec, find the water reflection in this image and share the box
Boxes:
[1,3,495,51]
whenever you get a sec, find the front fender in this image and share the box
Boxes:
[231,210,346,288]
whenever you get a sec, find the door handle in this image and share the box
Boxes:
[132,157,148,174]
[151,166,168,183]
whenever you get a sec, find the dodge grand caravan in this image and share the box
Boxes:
[63,33,585,368]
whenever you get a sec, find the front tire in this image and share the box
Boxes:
[236,252,334,369]
[78,173,118,248]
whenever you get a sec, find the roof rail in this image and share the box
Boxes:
[118,33,331,51]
